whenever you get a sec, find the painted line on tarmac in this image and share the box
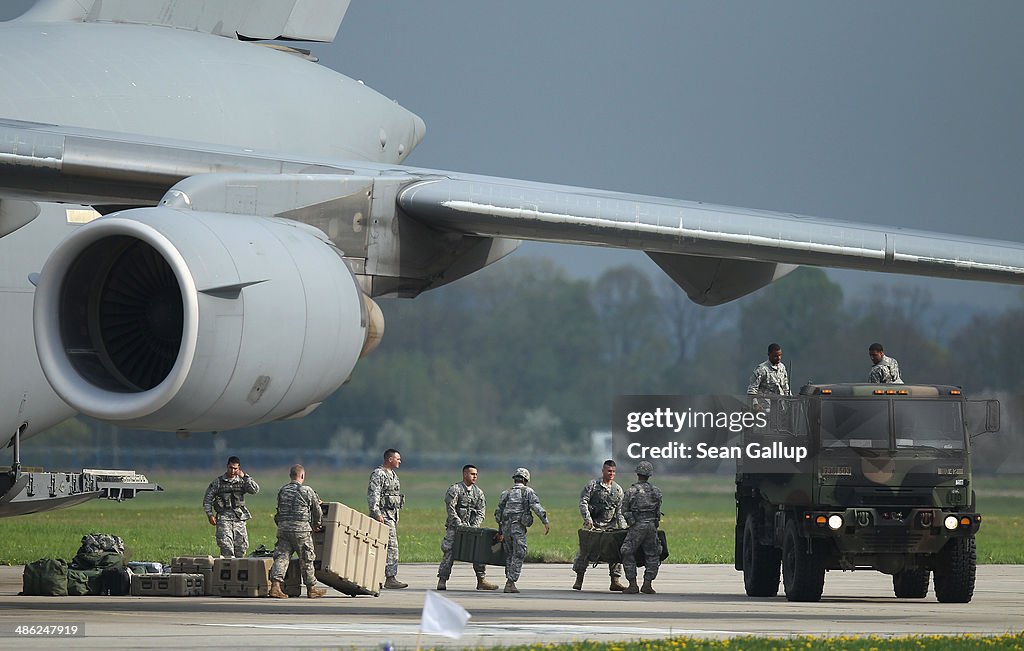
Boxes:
[201,622,732,638]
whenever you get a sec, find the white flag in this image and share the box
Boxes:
[420,590,471,639]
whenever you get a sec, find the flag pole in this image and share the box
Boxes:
[415,630,422,651]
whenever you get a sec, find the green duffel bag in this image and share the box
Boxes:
[72,551,124,571]
[22,558,69,596]
[67,568,104,596]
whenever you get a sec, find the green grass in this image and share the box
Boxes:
[1,471,1020,566]
[432,634,1024,651]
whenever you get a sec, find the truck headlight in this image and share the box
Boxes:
[943,515,959,530]
[827,514,844,530]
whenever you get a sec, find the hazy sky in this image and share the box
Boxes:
[4,1,1024,309]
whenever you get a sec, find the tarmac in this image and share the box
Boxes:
[0,563,1021,649]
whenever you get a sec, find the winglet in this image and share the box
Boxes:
[14,0,351,43]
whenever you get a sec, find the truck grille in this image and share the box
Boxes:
[853,529,927,553]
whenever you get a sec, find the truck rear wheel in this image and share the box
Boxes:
[892,568,929,598]
[782,520,825,602]
[742,514,780,597]
[934,536,976,603]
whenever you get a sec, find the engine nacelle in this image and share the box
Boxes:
[33,207,368,431]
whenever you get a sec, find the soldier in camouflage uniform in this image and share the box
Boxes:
[747,343,791,413]
[436,464,499,591]
[572,459,628,591]
[202,456,259,557]
[494,467,550,593]
[268,464,327,599]
[620,461,663,594]
[868,342,904,384]
[368,448,407,589]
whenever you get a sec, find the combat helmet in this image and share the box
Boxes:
[512,467,531,483]
[635,461,654,477]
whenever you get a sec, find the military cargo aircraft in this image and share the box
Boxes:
[2,0,1023,514]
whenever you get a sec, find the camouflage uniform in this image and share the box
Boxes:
[268,480,323,587]
[203,473,260,557]
[747,360,791,412]
[367,466,404,578]
[620,479,663,583]
[572,478,626,577]
[495,482,549,582]
[437,481,487,580]
[870,355,904,384]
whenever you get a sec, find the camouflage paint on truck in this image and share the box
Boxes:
[734,383,998,603]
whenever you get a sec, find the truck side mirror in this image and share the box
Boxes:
[967,399,1000,437]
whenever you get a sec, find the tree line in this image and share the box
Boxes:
[33,257,1024,468]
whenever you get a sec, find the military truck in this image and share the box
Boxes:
[734,383,998,603]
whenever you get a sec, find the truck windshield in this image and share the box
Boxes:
[820,400,889,449]
[893,401,965,450]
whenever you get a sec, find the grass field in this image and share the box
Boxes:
[1,470,1021,566]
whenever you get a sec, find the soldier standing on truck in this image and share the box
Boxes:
[368,448,407,589]
[436,464,499,591]
[620,461,663,594]
[202,456,259,558]
[495,467,550,593]
[572,459,628,592]
[268,464,327,599]
[868,343,904,384]
[747,343,791,413]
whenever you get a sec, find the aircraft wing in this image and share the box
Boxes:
[4,118,1024,305]
[14,0,350,42]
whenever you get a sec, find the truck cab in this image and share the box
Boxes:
[734,383,998,602]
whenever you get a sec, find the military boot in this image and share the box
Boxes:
[476,575,498,591]
[572,572,585,590]
[610,576,628,591]
[268,581,288,599]
[623,579,640,594]
[436,578,447,591]
[384,576,409,589]
[307,585,327,599]
[503,580,519,593]
[640,579,656,594]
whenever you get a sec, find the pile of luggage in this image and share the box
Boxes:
[22,533,131,596]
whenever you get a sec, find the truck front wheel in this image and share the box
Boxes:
[743,514,780,597]
[892,568,929,598]
[934,536,976,603]
[782,520,825,602]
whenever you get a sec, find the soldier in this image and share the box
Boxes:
[368,448,407,589]
[620,461,663,594]
[868,343,904,384]
[268,464,328,599]
[202,456,259,558]
[436,464,499,591]
[494,467,550,594]
[572,459,628,591]
[747,343,791,412]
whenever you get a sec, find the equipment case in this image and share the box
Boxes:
[312,501,388,596]
[453,526,506,566]
[131,573,204,597]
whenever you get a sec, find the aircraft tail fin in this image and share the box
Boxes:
[14,0,350,42]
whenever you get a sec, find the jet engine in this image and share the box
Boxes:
[33,207,371,431]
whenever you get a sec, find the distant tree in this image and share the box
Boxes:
[736,268,844,386]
